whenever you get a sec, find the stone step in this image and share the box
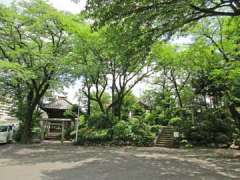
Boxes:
[156,143,173,146]
[157,140,173,143]
[160,137,172,139]
[47,136,60,138]
[160,134,173,137]
[155,126,175,147]
[163,131,174,133]
[163,128,174,130]
[158,139,173,141]
[155,144,174,148]
[159,135,173,138]
[161,131,173,134]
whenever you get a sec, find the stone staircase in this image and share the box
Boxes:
[155,126,175,148]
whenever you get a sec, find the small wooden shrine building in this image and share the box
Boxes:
[40,96,74,143]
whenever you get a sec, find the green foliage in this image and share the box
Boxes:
[169,117,183,127]
[86,0,239,41]
[64,104,84,119]
[13,124,23,142]
[88,113,111,129]
[1,0,240,147]
[144,112,169,126]
[112,120,133,142]
[75,117,155,146]
[233,129,240,146]
[0,0,85,143]
[182,109,235,146]
[129,118,155,146]
[32,127,41,140]
[76,128,111,145]
[150,125,163,136]
[121,93,145,119]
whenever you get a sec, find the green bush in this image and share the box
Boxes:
[150,125,162,135]
[233,129,240,145]
[65,126,74,140]
[88,113,111,129]
[13,124,23,142]
[156,113,169,126]
[129,118,155,146]
[178,109,235,146]
[32,127,41,142]
[214,133,230,144]
[112,118,155,146]
[180,139,193,148]
[144,112,157,125]
[112,120,133,141]
[169,117,182,127]
[76,128,111,145]
[144,112,169,126]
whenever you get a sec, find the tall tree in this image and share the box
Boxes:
[86,0,240,38]
[0,0,76,143]
[68,23,154,121]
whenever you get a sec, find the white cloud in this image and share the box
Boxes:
[48,0,86,14]
[0,0,11,5]
[0,0,86,14]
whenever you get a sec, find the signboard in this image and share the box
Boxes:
[173,132,179,138]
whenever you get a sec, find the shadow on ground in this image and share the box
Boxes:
[0,143,240,180]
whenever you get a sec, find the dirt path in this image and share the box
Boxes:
[0,143,240,180]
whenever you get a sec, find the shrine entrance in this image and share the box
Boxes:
[41,118,72,143]
[40,96,75,143]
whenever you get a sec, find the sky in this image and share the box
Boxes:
[48,0,86,13]
[0,0,192,103]
[0,0,86,13]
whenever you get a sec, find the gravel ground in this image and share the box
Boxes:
[0,142,240,180]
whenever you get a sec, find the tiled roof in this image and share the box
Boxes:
[41,96,72,110]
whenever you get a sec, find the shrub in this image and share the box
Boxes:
[112,118,155,146]
[129,118,155,146]
[233,129,240,145]
[144,112,169,126]
[75,117,155,146]
[112,120,133,141]
[214,133,230,144]
[65,126,74,140]
[150,125,162,135]
[169,117,182,127]
[88,113,111,129]
[180,139,193,148]
[156,113,169,126]
[144,112,157,125]
[180,109,235,146]
[76,128,111,145]
[13,124,23,142]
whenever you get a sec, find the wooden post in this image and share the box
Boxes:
[61,121,64,144]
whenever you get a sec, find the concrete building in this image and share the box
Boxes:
[0,97,16,121]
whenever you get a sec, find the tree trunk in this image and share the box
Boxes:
[87,86,91,116]
[171,71,183,108]
[21,106,34,144]
[98,100,105,114]
[21,90,36,144]
[111,76,117,119]
[116,95,124,120]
